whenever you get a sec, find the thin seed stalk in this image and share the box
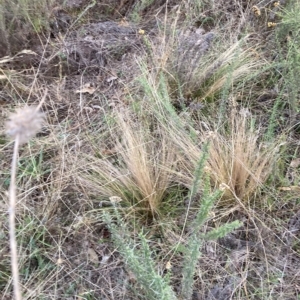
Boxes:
[9,135,22,300]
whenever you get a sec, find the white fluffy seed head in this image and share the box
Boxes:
[6,106,45,144]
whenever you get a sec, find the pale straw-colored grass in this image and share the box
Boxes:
[77,112,177,218]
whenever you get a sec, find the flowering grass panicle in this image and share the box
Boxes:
[6,106,45,145]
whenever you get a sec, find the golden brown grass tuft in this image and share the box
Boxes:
[203,112,279,204]
[168,108,280,207]
[168,24,265,100]
[77,112,177,218]
[196,40,265,101]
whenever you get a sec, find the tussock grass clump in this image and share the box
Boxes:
[203,112,280,204]
[133,58,278,207]
[77,112,177,218]
[174,35,265,101]
[163,106,280,207]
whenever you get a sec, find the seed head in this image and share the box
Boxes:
[6,106,45,144]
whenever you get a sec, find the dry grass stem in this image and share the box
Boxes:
[5,106,45,300]
[8,136,21,300]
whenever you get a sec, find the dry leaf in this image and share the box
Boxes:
[87,248,99,264]
[119,18,129,27]
[290,158,300,168]
[165,261,172,270]
[76,83,96,94]
[268,22,277,28]
[252,6,261,16]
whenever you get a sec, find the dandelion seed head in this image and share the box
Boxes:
[6,106,45,144]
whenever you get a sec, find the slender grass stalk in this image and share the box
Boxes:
[9,135,21,300]
[6,105,45,300]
